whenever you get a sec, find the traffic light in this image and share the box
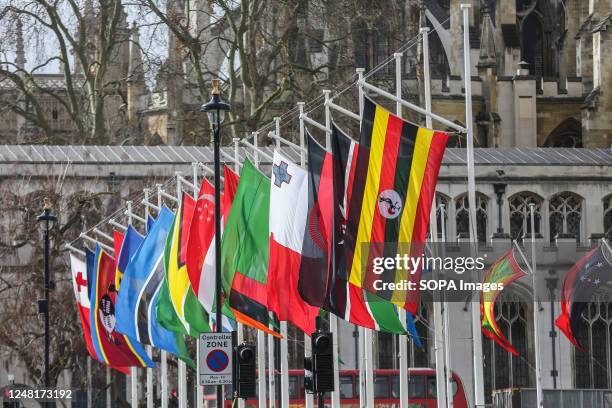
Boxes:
[311,331,334,393]
[234,343,256,398]
[303,329,334,394]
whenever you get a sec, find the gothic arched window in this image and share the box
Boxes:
[543,118,583,148]
[521,12,544,77]
[508,192,543,240]
[455,192,488,242]
[604,194,612,238]
[573,302,612,389]
[483,295,531,403]
[549,192,582,242]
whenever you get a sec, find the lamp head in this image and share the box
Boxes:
[201,79,230,128]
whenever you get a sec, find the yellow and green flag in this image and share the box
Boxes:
[157,192,211,337]
[481,249,527,355]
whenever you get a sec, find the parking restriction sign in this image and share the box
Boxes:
[198,332,233,385]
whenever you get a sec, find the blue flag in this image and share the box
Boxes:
[115,207,192,364]
[147,214,155,232]
[406,311,423,350]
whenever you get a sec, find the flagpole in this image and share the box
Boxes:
[420,24,448,408]
[324,88,341,408]
[441,204,453,408]
[355,68,374,408]
[106,367,111,408]
[277,120,298,408]
[460,4,485,407]
[298,101,314,408]
[529,204,544,407]
[393,50,411,408]
[268,315,276,408]
[173,175,188,408]
[250,132,268,408]
[143,189,155,408]
[355,69,366,408]
[157,184,169,408]
[233,136,246,408]
[126,201,139,408]
[87,357,92,408]
[191,168,204,408]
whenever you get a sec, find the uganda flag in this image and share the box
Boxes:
[481,250,527,356]
[344,97,448,312]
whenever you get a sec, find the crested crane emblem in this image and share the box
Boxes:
[378,190,402,219]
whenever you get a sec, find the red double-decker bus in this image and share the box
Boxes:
[207,367,468,407]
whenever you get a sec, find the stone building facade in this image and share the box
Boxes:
[1,0,610,149]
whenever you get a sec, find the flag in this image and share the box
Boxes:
[267,150,319,335]
[89,246,154,368]
[298,131,405,334]
[70,253,130,373]
[116,226,144,295]
[480,249,527,356]
[157,192,211,336]
[222,159,280,337]
[223,165,240,223]
[185,173,237,332]
[115,208,193,365]
[556,246,612,350]
[147,214,155,231]
[344,97,448,313]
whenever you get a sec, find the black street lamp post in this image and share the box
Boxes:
[37,197,56,406]
[201,79,230,408]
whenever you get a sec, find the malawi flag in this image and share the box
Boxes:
[344,97,448,313]
[298,131,405,334]
[480,250,527,356]
[157,192,211,337]
[70,253,129,374]
[556,246,612,350]
[267,150,319,335]
[221,159,280,337]
[89,246,154,368]
[185,168,238,332]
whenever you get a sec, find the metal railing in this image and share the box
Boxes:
[492,388,612,408]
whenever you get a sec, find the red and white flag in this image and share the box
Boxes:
[185,166,239,331]
[267,151,319,335]
[70,254,128,373]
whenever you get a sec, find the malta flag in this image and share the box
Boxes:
[70,253,129,374]
[267,151,319,335]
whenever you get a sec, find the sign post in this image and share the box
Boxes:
[199,333,233,386]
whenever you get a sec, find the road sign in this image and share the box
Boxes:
[198,332,233,386]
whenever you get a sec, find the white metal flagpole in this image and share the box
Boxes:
[440,204,454,408]
[126,201,139,408]
[268,320,276,408]
[460,4,485,407]
[251,131,268,408]
[157,184,169,408]
[323,89,341,408]
[355,69,375,408]
[191,168,204,408]
[278,120,294,408]
[393,51,410,408]
[175,175,187,408]
[529,204,544,407]
[143,189,155,408]
[421,25,448,408]
[299,100,314,408]
[233,136,246,408]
